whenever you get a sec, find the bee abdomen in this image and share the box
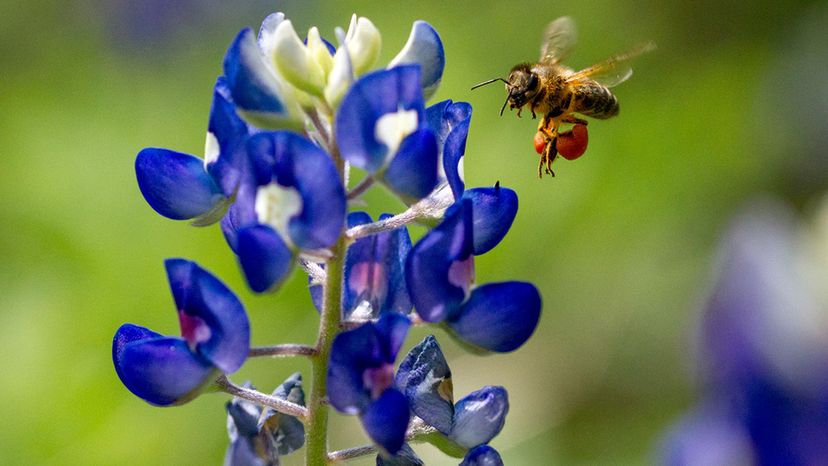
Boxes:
[572,83,619,119]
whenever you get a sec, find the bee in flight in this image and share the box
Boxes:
[472,17,654,177]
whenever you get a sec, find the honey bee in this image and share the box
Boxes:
[472,17,654,177]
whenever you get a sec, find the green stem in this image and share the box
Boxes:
[305,227,346,465]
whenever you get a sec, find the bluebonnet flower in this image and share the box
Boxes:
[123,9,541,465]
[224,374,305,466]
[406,198,540,352]
[659,200,828,465]
[327,313,412,456]
[229,131,347,292]
[336,65,439,202]
[396,336,509,453]
[112,259,250,406]
[310,212,412,320]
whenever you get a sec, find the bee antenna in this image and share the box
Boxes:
[470,77,509,90]
[499,89,512,116]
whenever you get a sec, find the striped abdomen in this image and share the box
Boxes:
[571,81,619,119]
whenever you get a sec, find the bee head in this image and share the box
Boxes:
[506,63,540,109]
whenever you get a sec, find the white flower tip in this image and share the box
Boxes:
[306,26,334,76]
[345,16,381,76]
[272,20,326,96]
[389,20,444,100]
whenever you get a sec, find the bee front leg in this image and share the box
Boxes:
[516,108,523,118]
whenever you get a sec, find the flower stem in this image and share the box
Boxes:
[346,176,375,200]
[305,233,346,465]
[248,344,317,358]
[215,376,308,420]
[327,418,437,462]
[346,183,455,240]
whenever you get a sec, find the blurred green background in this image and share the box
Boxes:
[2,0,827,464]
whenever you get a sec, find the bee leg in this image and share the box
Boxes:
[545,139,558,177]
[516,108,523,118]
[537,154,544,178]
[531,109,537,119]
[538,136,557,178]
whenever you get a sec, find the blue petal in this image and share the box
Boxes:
[447,282,541,353]
[462,185,518,255]
[389,21,445,100]
[223,28,286,116]
[382,128,439,202]
[220,183,258,252]
[224,437,267,466]
[396,335,454,434]
[460,445,504,466]
[406,199,474,322]
[135,148,225,220]
[425,100,472,198]
[112,323,163,386]
[226,397,262,438]
[261,373,306,456]
[442,119,470,198]
[206,76,257,196]
[165,259,250,373]
[328,323,384,414]
[114,334,216,406]
[247,132,346,250]
[374,312,411,362]
[343,212,413,320]
[450,386,509,448]
[361,388,411,456]
[236,224,294,293]
[336,66,425,173]
[273,372,305,406]
[328,315,410,415]
[376,443,424,466]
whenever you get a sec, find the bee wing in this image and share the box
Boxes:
[566,42,655,88]
[539,17,577,65]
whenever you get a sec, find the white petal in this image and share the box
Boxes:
[204,132,220,168]
[374,107,419,156]
[324,45,355,108]
[255,182,303,244]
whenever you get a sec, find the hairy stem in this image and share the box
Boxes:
[248,344,317,358]
[346,176,375,200]
[346,183,454,240]
[215,376,308,420]
[306,142,347,465]
[327,418,437,463]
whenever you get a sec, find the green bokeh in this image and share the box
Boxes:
[1,0,824,464]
